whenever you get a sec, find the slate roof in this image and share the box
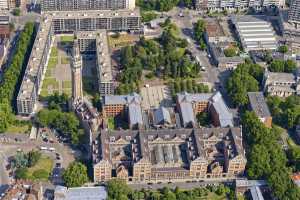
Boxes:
[154,106,172,125]
[54,186,107,200]
[248,92,271,118]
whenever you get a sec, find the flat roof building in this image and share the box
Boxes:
[232,16,277,52]
[288,0,300,26]
[41,0,136,12]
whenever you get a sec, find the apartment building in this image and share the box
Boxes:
[232,15,277,52]
[247,92,272,127]
[102,93,143,129]
[41,0,135,12]
[195,0,284,10]
[176,92,234,128]
[17,9,140,115]
[263,70,300,97]
[76,31,114,96]
[288,0,300,26]
[93,127,246,183]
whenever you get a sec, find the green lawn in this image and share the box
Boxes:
[61,57,70,64]
[7,125,30,134]
[108,117,115,130]
[62,80,72,89]
[62,88,72,97]
[26,156,53,181]
[61,35,74,42]
[48,57,58,69]
[50,47,58,57]
[45,68,52,77]
[42,78,59,89]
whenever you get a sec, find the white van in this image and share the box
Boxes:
[49,147,56,152]
[40,146,48,150]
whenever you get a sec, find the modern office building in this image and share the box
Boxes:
[41,0,135,12]
[195,0,284,11]
[17,7,141,115]
[93,127,246,183]
[247,92,272,127]
[232,15,277,52]
[176,92,234,128]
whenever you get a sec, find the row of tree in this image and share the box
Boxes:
[107,179,234,200]
[193,19,206,50]
[268,59,297,73]
[36,109,84,145]
[0,22,35,133]
[226,62,263,106]
[267,95,300,129]
[169,79,210,96]
[242,111,300,199]
[136,0,179,11]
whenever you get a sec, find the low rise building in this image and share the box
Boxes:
[232,15,277,52]
[54,186,107,200]
[248,92,272,127]
[1,181,43,200]
[209,43,244,70]
[102,93,143,129]
[176,92,233,128]
[204,18,233,44]
[93,127,246,183]
[263,70,300,97]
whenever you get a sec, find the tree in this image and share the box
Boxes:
[196,112,211,127]
[107,179,132,200]
[63,162,88,187]
[269,60,285,72]
[285,59,297,73]
[27,150,41,167]
[278,45,288,54]
[224,47,238,57]
[12,8,21,16]
[11,151,28,169]
[15,168,28,179]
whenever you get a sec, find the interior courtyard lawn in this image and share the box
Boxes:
[61,57,70,64]
[60,35,74,42]
[50,47,58,57]
[26,156,53,181]
[7,125,30,134]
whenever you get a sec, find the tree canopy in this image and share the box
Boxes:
[136,0,179,11]
[242,111,300,199]
[62,161,89,187]
[0,22,35,133]
[193,19,206,50]
[268,59,297,73]
[226,62,263,107]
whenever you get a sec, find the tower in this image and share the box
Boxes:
[71,39,83,102]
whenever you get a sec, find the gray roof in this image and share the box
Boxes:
[54,186,107,200]
[248,92,271,118]
[154,107,172,125]
[177,92,212,127]
[211,92,233,127]
[103,93,141,105]
[250,186,264,200]
[128,97,143,126]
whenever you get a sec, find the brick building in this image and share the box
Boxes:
[92,127,246,183]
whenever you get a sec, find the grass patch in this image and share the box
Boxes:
[61,57,70,64]
[205,192,226,200]
[7,125,30,134]
[45,68,52,77]
[62,89,72,97]
[108,117,115,130]
[61,35,74,42]
[50,47,58,57]
[26,156,53,181]
[62,80,72,89]
[108,34,138,48]
[48,57,58,69]
[42,78,59,89]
